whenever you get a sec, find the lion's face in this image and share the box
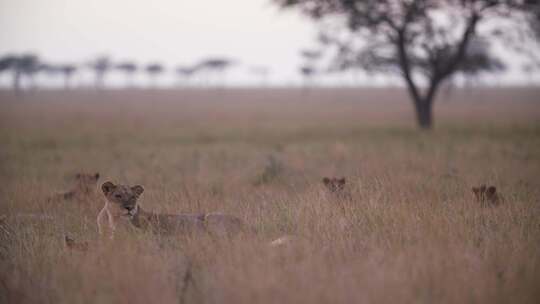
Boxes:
[101,181,144,217]
[472,184,500,206]
[322,177,346,193]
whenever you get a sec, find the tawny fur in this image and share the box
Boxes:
[472,184,503,207]
[322,177,353,231]
[322,177,353,202]
[49,172,100,202]
[97,181,245,239]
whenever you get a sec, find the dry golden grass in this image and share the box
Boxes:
[1,88,539,304]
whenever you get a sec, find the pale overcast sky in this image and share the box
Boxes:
[0,0,320,86]
[0,0,535,87]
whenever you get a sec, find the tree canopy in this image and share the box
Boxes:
[275,0,540,128]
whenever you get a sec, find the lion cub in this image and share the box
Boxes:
[322,177,352,202]
[472,184,503,207]
[49,172,100,202]
[322,177,354,231]
[97,181,245,239]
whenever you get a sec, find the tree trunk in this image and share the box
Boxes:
[414,98,433,130]
[12,70,22,95]
[394,12,477,130]
[64,75,71,90]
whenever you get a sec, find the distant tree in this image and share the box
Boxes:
[299,48,323,86]
[0,55,17,74]
[0,55,18,87]
[275,0,540,129]
[88,56,111,89]
[115,61,138,87]
[38,63,57,83]
[59,64,78,89]
[299,65,316,87]
[197,58,234,72]
[196,58,235,86]
[176,66,198,87]
[19,54,41,91]
[0,54,40,94]
[145,63,164,86]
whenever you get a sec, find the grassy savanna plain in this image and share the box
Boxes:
[0,88,539,304]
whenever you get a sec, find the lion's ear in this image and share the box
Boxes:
[322,177,330,185]
[472,187,479,195]
[487,186,497,195]
[94,173,100,180]
[338,178,346,185]
[101,181,116,195]
[132,185,144,196]
[75,173,81,179]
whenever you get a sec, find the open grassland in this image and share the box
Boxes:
[1,88,540,304]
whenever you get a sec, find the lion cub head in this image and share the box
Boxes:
[322,177,353,203]
[74,172,100,194]
[322,177,346,193]
[472,184,501,206]
[101,181,144,217]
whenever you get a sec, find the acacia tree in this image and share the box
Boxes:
[275,0,539,129]
[198,58,234,72]
[0,54,40,94]
[145,63,164,87]
[59,64,78,89]
[0,55,19,89]
[0,56,15,72]
[299,65,317,87]
[88,56,111,89]
[196,58,235,86]
[299,49,323,86]
[18,55,41,91]
[176,66,199,87]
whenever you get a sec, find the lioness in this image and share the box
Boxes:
[97,181,245,239]
[322,177,346,192]
[322,177,354,231]
[49,172,100,202]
